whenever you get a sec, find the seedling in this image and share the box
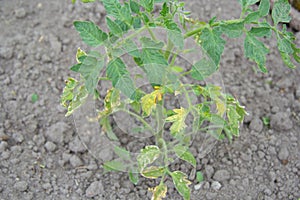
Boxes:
[61,0,299,199]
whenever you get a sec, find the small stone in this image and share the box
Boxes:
[189,168,196,181]
[205,165,214,179]
[15,8,26,18]
[0,141,8,151]
[211,181,222,191]
[14,181,28,192]
[257,151,265,159]
[194,183,203,190]
[13,132,24,143]
[42,182,52,190]
[213,169,230,181]
[206,192,217,199]
[86,181,104,198]
[278,146,289,161]
[69,137,86,153]
[45,122,70,144]
[0,47,13,60]
[249,117,263,132]
[270,112,293,131]
[98,147,114,162]
[69,155,83,167]
[44,141,57,152]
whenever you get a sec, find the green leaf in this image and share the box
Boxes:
[103,159,127,172]
[249,27,271,38]
[160,2,169,17]
[79,52,104,93]
[128,169,139,185]
[99,117,119,141]
[164,20,184,49]
[221,20,244,38]
[130,0,140,13]
[272,0,291,25]
[199,27,225,66]
[107,58,136,98]
[166,107,188,136]
[81,0,95,2]
[277,34,293,54]
[141,166,165,179]
[74,21,108,47]
[280,52,297,69]
[196,171,204,183]
[190,58,217,81]
[123,39,140,57]
[76,47,87,63]
[244,33,269,73]
[137,145,161,170]
[140,37,168,85]
[244,11,260,24]
[170,171,191,200]
[149,184,167,200]
[140,0,154,12]
[238,0,259,10]
[31,93,38,103]
[106,17,123,37]
[173,144,196,167]
[114,146,131,160]
[258,0,270,17]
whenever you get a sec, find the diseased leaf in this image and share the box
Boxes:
[149,184,167,200]
[170,171,191,200]
[107,58,136,98]
[141,166,165,179]
[258,0,270,17]
[74,21,108,46]
[215,97,226,116]
[190,58,217,81]
[166,107,188,136]
[244,33,269,73]
[141,90,161,116]
[61,78,89,116]
[173,144,196,167]
[199,27,225,66]
[272,0,291,25]
[137,145,161,170]
[76,47,87,63]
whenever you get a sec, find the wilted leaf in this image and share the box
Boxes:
[141,90,162,116]
[141,166,165,179]
[173,145,196,167]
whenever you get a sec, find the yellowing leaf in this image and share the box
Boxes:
[98,88,120,118]
[76,47,87,63]
[141,90,162,116]
[170,171,191,200]
[166,107,188,135]
[149,184,167,200]
[137,145,161,171]
[141,166,165,179]
[215,98,226,116]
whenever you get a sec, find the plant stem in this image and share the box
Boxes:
[164,38,174,60]
[118,108,155,135]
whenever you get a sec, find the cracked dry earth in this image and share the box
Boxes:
[0,0,300,200]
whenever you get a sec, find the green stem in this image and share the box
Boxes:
[146,25,158,41]
[164,38,174,60]
[115,26,147,48]
[118,108,155,135]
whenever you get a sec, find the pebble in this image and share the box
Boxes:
[257,151,265,159]
[85,181,104,198]
[98,147,114,162]
[0,141,8,151]
[14,181,28,192]
[13,132,24,143]
[270,112,293,131]
[69,137,86,153]
[0,47,14,60]
[45,141,57,152]
[194,183,203,190]
[205,165,214,179]
[278,145,289,161]
[213,169,230,181]
[45,122,70,144]
[211,181,222,191]
[249,117,263,132]
[189,168,196,181]
[69,155,83,167]
[15,8,27,18]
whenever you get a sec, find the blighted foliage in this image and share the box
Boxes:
[62,0,298,199]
